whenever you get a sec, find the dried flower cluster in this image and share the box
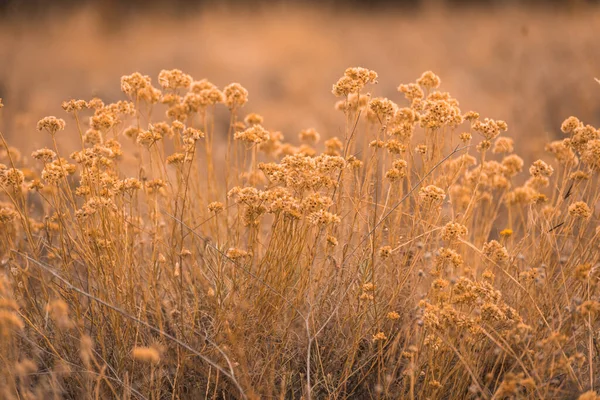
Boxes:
[0,68,598,400]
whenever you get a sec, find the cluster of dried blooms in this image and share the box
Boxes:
[0,68,598,399]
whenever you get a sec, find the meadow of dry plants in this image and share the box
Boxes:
[1,4,600,400]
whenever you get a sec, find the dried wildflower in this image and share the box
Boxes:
[362,282,376,292]
[335,93,370,111]
[387,311,400,320]
[226,248,250,260]
[525,175,549,189]
[85,98,103,109]
[132,346,161,364]
[574,263,592,281]
[326,235,338,247]
[385,140,406,155]
[158,69,192,90]
[223,83,249,109]
[463,111,479,121]
[529,159,554,177]
[568,201,592,218]
[471,118,507,140]
[482,269,495,281]
[308,210,341,226]
[492,137,514,154]
[137,123,172,148]
[480,302,506,322]
[161,93,181,106]
[432,278,449,290]
[561,116,581,134]
[441,222,468,241]
[1,168,24,188]
[359,292,374,302]
[459,132,472,143]
[346,155,363,170]
[344,67,378,85]
[166,153,186,165]
[372,332,387,342]
[145,179,166,194]
[244,113,264,126]
[502,154,524,177]
[482,240,509,265]
[397,83,424,101]
[299,128,320,143]
[62,99,88,112]
[208,201,224,213]
[234,125,270,144]
[369,140,385,149]
[37,116,66,135]
[436,247,464,270]
[419,185,445,203]
[121,72,150,95]
[332,67,377,97]
[122,127,139,140]
[545,140,578,165]
[581,139,600,170]
[386,167,405,182]
[332,77,359,97]
[417,71,441,89]
[476,140,491,152]
[182,127,204,142]
[369,97,395,120]
[121,73,161,103]
[190,79,216,92]
[301,193,333,213]
[571,124,600,152]
[31,148,56,163]
[415,144,427,155]
[0,204,17,223]
[379,246,392,258]
[324,137,343,156]
[83,129,103,145]
[419,95,462,129]
[578,300,600,317]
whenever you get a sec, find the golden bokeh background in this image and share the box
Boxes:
[1,2,599,162]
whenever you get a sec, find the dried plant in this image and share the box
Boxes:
[0,68,599,399]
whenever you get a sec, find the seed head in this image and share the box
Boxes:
[234,125,270,144]
[372,332,387,342]
[569,201,592,218]
[223,83,249,109]
[244,113,264,126]
[529,160,554,178]
[298,128,320,143]
[208,201,224,213]
[482,240,509,265]
[561,116,581,134]
[416,71,441,89]
[158,69,192,90]
[492,137,514,154]
[441,222,468,241]
[37,116,66,135]
[419,185,445,203]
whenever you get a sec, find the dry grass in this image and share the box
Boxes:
[1,64,600,399]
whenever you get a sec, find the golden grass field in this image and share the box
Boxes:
[1,3,600,399]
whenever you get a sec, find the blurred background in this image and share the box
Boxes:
[0,0,599,161]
